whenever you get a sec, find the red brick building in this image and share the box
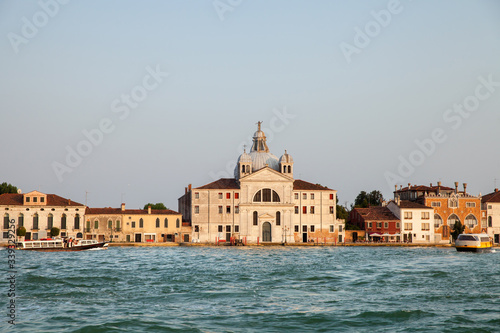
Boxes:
[350,206,400,242]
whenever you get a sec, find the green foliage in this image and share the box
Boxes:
[354,190,384,208]
[143,203,168,210]
[345,223,361,230]
[336,204,349,221]
[50,227,60,237]
[16,226,26,237]
[451,221,465,241]
[0,182,18,195]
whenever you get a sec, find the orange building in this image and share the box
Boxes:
[394,181,481,243]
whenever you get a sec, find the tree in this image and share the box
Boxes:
[143,203,168,210]
[16,226,26,237]
[451,221,465,241]
[0,182,18,194]
[50,227,60,237]
[336,196,349,221]
[354,190,384,208]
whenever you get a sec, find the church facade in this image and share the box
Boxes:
[178,123,344,244]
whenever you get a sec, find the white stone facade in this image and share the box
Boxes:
[387,200,435,244]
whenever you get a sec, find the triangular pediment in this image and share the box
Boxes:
[239,167,292,183]
[25,190,45,196]
[259,213,275,219]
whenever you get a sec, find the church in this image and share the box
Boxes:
[178,122,344,244]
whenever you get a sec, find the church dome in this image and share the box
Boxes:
[234,122,281,179]
[279,150,293,164]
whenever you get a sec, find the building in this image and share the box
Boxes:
[387,199,435,243]
[178,122,344,244]
[394,182,482,243]
[350,206,400,242]
[481,189,500,244]
[1,190,86,243]
[85,203,186,243]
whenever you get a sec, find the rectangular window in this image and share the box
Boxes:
[488,205,492,209]
[132,221,136,228]
[422,212,430,220]
[194,206,199,214]
[310,225,315,232]
[2,232,8,239]
[310,206,315,214]
[376,222,382,229]
[226,225,231,232]
[339,225,343,232]
[294,225,299,232]
[218,206,223,214]
[295,206,299,214]
[330,194,334,200]
[303,225,307,232]
[40,197,45,203]
[404,212,413,219]
[94,221,98,229]
[329,206,334,214]
[218,193,223,199]
[218,225,223,233]
[422,223,430,231]
[235,206,239,214]
[33,233,38,240]
[108,220,113,229]
[235,193,239,199]
[294,193,299,200]
[329,225,334,233]
[33,197,37,203]
[396,222,400,229]
[226,206,231,214]
[226,193,231,199]
[33,216,39,230]
[26,197,30,203]
[431,202,441,207]
[194,192,199,199]
[235,225,239,233]
[303,193,307,200]
[310,193,315,200]
[404,223,413,230]
[368,222,372,228]
[194,225,199,232]
[466,202,476,208]
[384,222,388,228]
[303,206,307,214]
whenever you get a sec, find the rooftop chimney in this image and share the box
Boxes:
[437,181,441,187]
[495,188,498,193]
[188,184,192,191]
[463,183,467,194]
[148,205,151,214]
[454,182,459,194]
[121,203,125,211]
[408,183,411,189]
[185,187,188,194]
[430,183,433,187]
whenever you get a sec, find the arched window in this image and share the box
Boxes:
[86,220,91,231]
[447,214,460,229]
[3,213,9,229]
[434,214,443,228]
[76,232,83,238]
[488,216,493,228]
[288,166,291,173]
[94,220,99,229]
[33,213,39,230]
[47,214,53,229]
[176,218,180,228]
[108,220,112,229]
[61,214,67,230]
[116,220,121,231]
[18,213,24,228]
[465,214,477,229]
[276,211,281,226]
[253,189,280,203]
[74,214,80,229]
[164,218,168,228]
[253,211,258,225]
[156,218,160,228]
[139,218,144,228]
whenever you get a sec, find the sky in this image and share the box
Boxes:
[1,0,499,210]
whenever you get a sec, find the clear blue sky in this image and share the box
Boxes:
[1,0,499,209]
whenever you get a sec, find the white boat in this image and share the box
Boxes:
[16,239,108,252]
[455,234,493,253]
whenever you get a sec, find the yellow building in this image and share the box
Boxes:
[85,203,187,243]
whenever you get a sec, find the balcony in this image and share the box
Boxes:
[84,228,91,233]
[114,228,122,232]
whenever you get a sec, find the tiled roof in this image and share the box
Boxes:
[482,190,500,203]
[395,185,454,193]
[397,200,431,209]
[353,206,399,221]
[195,178,240,190]
[293,180,333,191]
[0,193,84,206]
[86,207,180,215]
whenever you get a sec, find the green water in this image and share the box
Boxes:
[3,246,499,332]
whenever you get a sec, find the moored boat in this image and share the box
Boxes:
[16,239,108,252]
[455,234,493,253]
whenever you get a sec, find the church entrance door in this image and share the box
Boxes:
[262,222,271,242]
